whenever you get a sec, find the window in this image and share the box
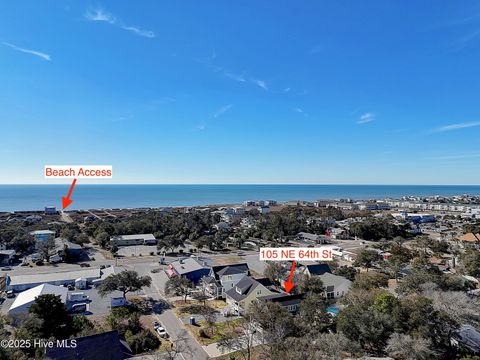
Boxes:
[227,275,232,280]
[256,289,261,295]
[327,292,334,299]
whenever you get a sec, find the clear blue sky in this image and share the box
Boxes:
[1,1,480,184]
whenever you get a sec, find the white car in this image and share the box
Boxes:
[156,326,167,338]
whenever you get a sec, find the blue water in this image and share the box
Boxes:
[326,305,340,315]
[0,184,480,212]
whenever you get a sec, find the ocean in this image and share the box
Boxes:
[1,184,480,212]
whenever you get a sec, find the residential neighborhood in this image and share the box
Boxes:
[0,195,479,359]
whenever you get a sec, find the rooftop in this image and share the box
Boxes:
[9,284,67,313]
[8,268,101,286]
[45,330,132,360]
[110,233,156,241]
[170,257,209,275]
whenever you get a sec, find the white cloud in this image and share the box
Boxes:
[85,8,115,23]
[432,121,480,132]
[224,72,246,82]
[357,112,375,124]
[214,104,233,118]
[85,8,155,38]
[3,42,51,61]
[255,79,268,91]
[121,25,155,38]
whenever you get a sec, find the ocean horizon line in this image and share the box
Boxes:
[2,183,480,186]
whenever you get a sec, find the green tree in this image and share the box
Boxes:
[27,294,73,339]
[164,276,194,303]
[460,249,480,277]
[333,266,357,281]
[353,271,388,290]
[298,276,324,295]
[354,249,382,271]
[372,291,398,314]
[337,305,394,352]
[98,270,151,299]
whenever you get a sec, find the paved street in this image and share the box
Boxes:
[128,262,210,360]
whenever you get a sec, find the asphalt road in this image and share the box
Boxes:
[128,262,210,360]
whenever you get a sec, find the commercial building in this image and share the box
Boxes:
[392,212,436,223]
[110,234,157,246]
[6,268,101,292]
[8,284,67,316]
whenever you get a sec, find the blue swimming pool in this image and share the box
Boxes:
[326,305,340,315]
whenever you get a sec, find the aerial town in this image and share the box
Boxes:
[0,195,479,359]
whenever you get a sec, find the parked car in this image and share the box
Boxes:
[1,267,12,271]
[67,284,75,290]
[79,263,90,268]
[156,326,167,338]
[152,321,160,329]
[6,291,15,298]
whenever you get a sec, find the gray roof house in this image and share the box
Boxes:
[258,293,305,314]
[319,272,352,299]
[45,330,132,360]
[225,276,277,315]
[202,263,250,299]
[166,257,211,284]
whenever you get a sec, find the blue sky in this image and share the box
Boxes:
[1,1,480,184]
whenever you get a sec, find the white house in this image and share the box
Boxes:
[319,272,352,299]
[258,206,270,214]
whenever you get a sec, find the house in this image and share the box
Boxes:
[319,272,352,299]
[258,293,305,314]
[258,206,270,214]
[54,237,84,258]
[302,263,332,277]
[166,258,211,284]
[225,276,276,315]
[30,230,55,249]
[110,234,157,246]
[45,330,132,360]
[202,263,250,299]
[8,284,67,316]
[44,206,57,215]
[0,249,15,265]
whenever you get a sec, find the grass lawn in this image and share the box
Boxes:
[213,345,268,360]
[185,319,242,346]
[173,299,227,316]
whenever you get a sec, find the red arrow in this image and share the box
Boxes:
[284,261,296,294]
[62,178,77,209]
